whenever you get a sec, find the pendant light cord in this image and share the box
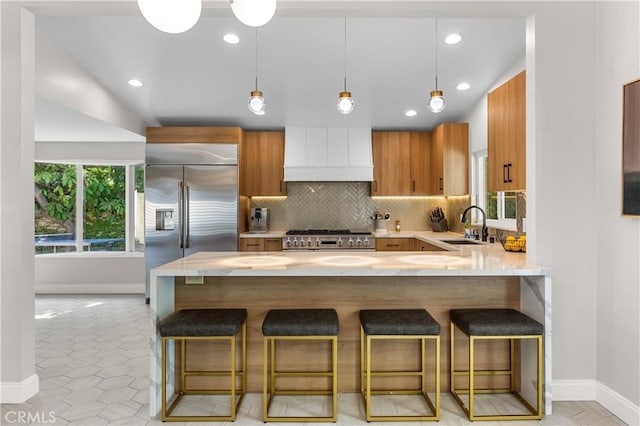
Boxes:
[434,18,439,91]
[343,17,347,92]
[255,28,259,91]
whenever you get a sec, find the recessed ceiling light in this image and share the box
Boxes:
[127,79,144,87]
[405,109,417,117]
[456,82,471,91]
[444,33,462,45]
[223,33,240,44]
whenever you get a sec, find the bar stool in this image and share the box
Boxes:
[159,308,247,422]
[450,308,543,421]
[359,309,441,422]
[261,309,339,422]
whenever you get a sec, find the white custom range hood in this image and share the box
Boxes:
[284,127,373,181]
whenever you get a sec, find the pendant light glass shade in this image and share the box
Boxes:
[230,0,277,27]
[337,91,355,114]
[248,90,265,115]
[429,90,445,113]
[137,0,201,34]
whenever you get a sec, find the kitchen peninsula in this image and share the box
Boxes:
[149,235,551,417]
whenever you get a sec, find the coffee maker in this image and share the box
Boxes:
[249,208,269,233]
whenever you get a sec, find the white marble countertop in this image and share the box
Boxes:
[152,231,546,278]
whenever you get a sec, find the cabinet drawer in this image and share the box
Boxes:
[239,238,265,251]
[264,238,283,252]
[375,238,412,251]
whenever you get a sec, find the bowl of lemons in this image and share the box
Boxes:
[501,235,526,252]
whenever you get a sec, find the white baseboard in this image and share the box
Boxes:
[553,379,597,400]
[553,379,640,425]
[35,283,144,294]
[0,374,39,403]
[596,381,640,426]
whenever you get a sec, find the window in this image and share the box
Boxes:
[474,151,517,230]
[34,162,144,254]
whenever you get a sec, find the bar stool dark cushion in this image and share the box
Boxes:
[360,309,440,336]
[450,309,543,336]
[262,309,339,336]
[159,309,247,337]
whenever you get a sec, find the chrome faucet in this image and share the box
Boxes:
[461,205,488,242]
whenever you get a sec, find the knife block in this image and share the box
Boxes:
[430,219,449,232]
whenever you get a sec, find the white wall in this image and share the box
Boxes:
[35,254,144,293]
[595,1,640,419]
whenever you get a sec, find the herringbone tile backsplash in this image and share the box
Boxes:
[251,182,450,231]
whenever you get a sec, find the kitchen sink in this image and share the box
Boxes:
[440,239,482,245]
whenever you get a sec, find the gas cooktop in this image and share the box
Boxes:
[285,229,373,236]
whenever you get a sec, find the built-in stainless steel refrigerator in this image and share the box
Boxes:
[144,143,238,301]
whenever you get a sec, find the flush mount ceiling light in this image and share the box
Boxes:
[248,28,265,115]
[223,33,240,44]
[428,19,446,114]
[444,33,462,45]
[456,82,471,91]
[405,109,417,117]
[337,17,354,115]
[137,0,201,34]
[230,0,277,27]
[127,79,144,87]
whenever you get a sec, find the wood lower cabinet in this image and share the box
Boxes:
[376,238,414,251]
[242,131,285,196]
[488,71,526,191]
[412,239,444,251]
[239,237,283,252]
[376,238,445,251]
[263,238,283,251]
[430,123,469,196]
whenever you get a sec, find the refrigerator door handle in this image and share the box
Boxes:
[178,181,185,249]
[184,184,190,248]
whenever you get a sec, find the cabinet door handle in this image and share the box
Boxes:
[503,164,508,183]
[387,244,400,247]
[412,180,416,192]
[265,239,279,243]
[247,243,260,247]
[280,180,284,193]
[507,163,513,183]
[439,178,443,191]
[373,181,378,193]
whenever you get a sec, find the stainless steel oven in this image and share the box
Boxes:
[283,229,375,251]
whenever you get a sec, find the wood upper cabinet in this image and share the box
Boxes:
[371,132,411,196]
[488,71,526,191]
[371,131,431,196]
[430,123,469,196]
[410,132,432,195]
[242,131,285,196]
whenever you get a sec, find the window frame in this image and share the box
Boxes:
[35,161,143,255]
[473,150,517,231]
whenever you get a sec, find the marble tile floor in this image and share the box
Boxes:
[0,295,627,426]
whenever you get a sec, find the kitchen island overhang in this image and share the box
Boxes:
[149,248,551,418]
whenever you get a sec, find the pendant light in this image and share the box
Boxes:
[248,28,265,115]
[137,0,202,34]
[429,19,446,113]
[230,0,277,27]
[337,17,354,115]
